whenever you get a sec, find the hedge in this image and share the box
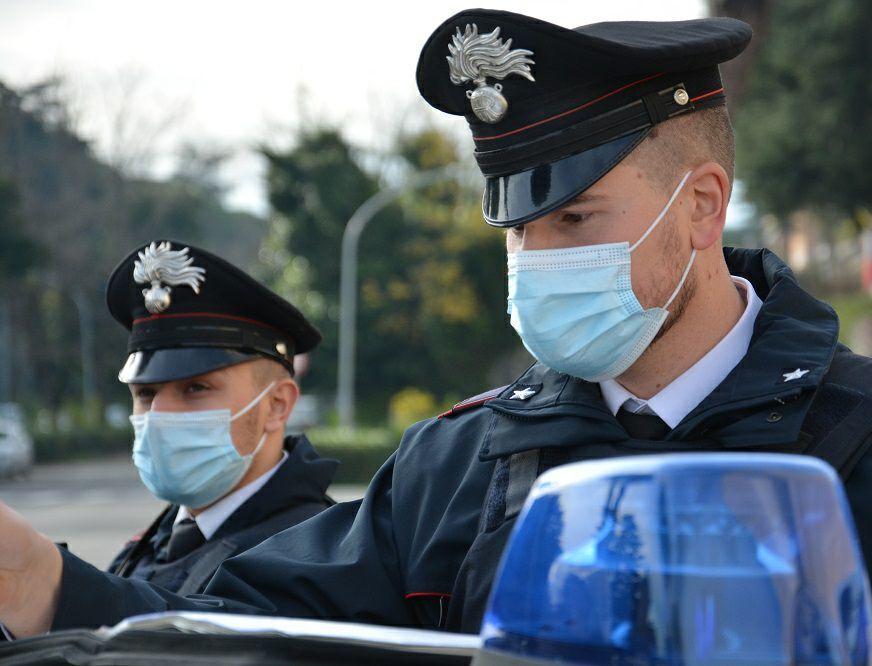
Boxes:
[306,427,399,485]
[32,427,400,486]
[32,430,130,463]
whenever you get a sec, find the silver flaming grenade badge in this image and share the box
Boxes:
[447,24,535,124]
[133,241,206,314]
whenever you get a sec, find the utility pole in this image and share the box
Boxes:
[71,287,97,404]
[336,165,464,427]
[0,297,11,402]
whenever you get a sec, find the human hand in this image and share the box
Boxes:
[0,500,62,637]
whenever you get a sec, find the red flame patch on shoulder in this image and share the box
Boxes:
[438,385,508,419]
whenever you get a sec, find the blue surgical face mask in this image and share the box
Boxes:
[507,171,695,382]
[130,380,276,509]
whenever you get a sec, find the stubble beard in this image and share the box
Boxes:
[648,252,697,351]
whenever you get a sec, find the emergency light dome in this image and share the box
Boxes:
[477,453,872,665]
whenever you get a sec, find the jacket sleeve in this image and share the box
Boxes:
[51,451,414,631]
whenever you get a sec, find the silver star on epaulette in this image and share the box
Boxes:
[782,368,810,382]
[510,387,537,400]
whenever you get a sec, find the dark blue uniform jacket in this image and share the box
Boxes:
[49,249,872,634]
[106,435,337,595]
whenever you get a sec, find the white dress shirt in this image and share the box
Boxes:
[600,276,763,429]
[175,450,288,540]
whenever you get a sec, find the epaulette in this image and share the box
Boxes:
[438,385,509,419]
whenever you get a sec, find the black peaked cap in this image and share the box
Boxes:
[107,240,321,383]
[417,9,752,226]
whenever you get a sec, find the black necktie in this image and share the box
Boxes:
[616,407,671,440]
[165,518,206,561]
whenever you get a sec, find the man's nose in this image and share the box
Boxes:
[149,389,184,412]
[515,218,555,251]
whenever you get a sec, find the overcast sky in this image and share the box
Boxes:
[0,0,707,215]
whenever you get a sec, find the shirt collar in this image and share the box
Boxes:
[175,450,288,540]
[600,276,763,429]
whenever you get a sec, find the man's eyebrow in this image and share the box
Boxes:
[569,192,609,204]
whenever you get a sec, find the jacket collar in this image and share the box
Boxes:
[212,434,337,539]
[481,248,840,460]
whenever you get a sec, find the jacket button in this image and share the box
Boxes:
[767,411,783,423]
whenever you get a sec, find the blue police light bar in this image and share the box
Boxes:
[476,453,872,665]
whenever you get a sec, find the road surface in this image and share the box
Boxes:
[0,457,365,570]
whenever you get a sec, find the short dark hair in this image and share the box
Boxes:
[625,105,736,191]
[249,356,293,387]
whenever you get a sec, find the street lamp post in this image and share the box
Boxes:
[70,287,97,404]
[336,165,463,428]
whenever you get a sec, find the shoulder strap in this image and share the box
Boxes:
[802,351,872,479]
[504,450,540,519]
[175,502,327,595]
[112,505,174,577]
[478,449,540,535]
[175,539,237,596]
[438,385,509,419]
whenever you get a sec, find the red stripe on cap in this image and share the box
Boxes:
[404,592,452,599]
[132,311,284,334]
[473,72,665,142]
[690,87,724,103]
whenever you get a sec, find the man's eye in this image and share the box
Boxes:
[135,388,155,400]
[561,212,591,224]
[185,383,209,393]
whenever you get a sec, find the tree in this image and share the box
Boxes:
[736,0,872,230]
[262,126,523,421]
[387,129,520,402]
[0,180,43,279]
[0,77,265,413]
[260,129,399,417]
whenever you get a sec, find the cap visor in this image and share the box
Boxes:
[119,348,259,384]
[482,130,649,227]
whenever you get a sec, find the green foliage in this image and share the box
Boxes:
[0,180,44,280]
[388,387,439,431]
[32,428,131,463]
[306,426,398,484]
[33,426,398,485]
[828,292,872,346]
[736,0,872,225]
[0,79,267,411]
[262,126,518,421]
[260,129,386,408]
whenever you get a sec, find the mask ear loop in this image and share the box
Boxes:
[246,431,269,460]
[629,170,694,253]
[231,380,277,422]
[624,169,696,311]
[231,380,277,460]
[663,248,697,309]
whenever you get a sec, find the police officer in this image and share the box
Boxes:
[1,9,871,640]
[104,240,336,594]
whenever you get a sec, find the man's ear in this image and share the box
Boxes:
[688,162,730,251]
[263,379,299,434]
